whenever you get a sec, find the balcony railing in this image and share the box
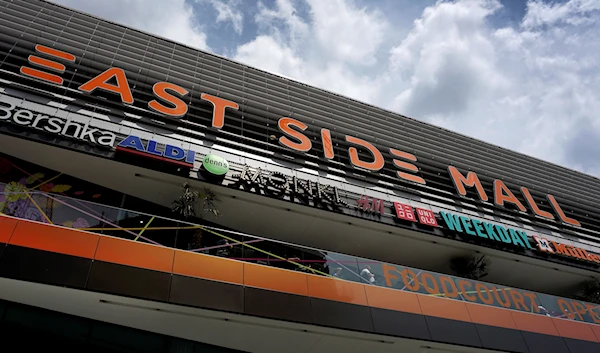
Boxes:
[1,183,600,326]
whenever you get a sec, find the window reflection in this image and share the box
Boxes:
[4,152,600,326]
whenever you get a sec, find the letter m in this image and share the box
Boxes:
[448,166,489,202]
[552,242,569,256]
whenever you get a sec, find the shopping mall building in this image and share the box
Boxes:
[1,0,600,352]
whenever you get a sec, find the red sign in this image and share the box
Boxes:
[357,195,385,215]
[394,202,416,222]
[394,202,438,227]
[416,208,438,227]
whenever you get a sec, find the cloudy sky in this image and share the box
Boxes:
[50,0,600,176]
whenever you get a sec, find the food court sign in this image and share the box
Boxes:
[380,262,600,325]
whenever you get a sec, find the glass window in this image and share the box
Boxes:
[324,252,361,283]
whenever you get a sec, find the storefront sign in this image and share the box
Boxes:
[394,202,438,227]
[440,211,533,249]
[440,211,600,265]
[116,135,195,168]
[534,236,600,264]
[380,262,600,325]
[232,165,346,208]
[0,100,116,147]
[356,195,384,215]
[19,44,581,228]
[202,154,229,175]
[352,195,439,227]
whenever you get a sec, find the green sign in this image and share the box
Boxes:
[439,211,534,250]
[202,154,229,175]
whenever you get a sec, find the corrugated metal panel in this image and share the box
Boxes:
[1,0,600,242]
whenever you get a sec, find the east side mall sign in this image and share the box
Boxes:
[19,45,581,228]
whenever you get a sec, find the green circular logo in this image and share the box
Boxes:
[203,154,229,175]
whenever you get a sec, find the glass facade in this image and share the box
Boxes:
[2,152,600,326]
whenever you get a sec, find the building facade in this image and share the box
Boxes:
[1,1,600,352]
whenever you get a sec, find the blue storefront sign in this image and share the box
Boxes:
[116,135,195,167]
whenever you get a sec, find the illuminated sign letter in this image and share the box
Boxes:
[547,194,581,227]
[533,236,554,253]
[439,212,462,232]
[200,93,239,129]
[148,82,189,118]
[346,136,384,171]
[447,166,488,202]
[321,129,335,159]
[551,242,569,256]
[164,145,185,160]
[521,187,554,220]
[416,208,438,227]
[79,67,134,104]
[493,180,526,212]
[390,149,425,184]
[278,117,312,152]
[117,135,145,152]
[356,195,384,214]
[394,202,416,222]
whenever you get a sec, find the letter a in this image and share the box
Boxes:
[117,135,145,152]
[79,67,134,104]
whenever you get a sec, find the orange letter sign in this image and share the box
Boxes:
[547,194,581,227]
[346,136,384,171]
[148,82,189,118]
[79,67,133,104]
[201,93,239,129]
[321,129,335,159]
[278,117,312,152]
[494,180,526,212]
[448,166,488,202]
[521,187,554,220]
[390,148,425,184]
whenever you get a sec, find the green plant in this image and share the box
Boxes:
[580,278,600,304]
[449,255,490,280]
[172,183,220,219]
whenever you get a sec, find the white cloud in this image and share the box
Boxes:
[235,35,303,78]
[50,0,209,50]
[385,0,600,175]
[204,0,244,34]
[306,0,387,65]
[49,0,600,177]
[389,0,507,118]
[255,0,310,45]
[522,0,600,28]
[234,0,385,102]
[233,35,382,103]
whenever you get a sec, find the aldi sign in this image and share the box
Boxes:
[116,135,196,168]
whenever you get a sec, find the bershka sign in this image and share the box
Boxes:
[0,100,116,146]
[116,135,195,168]
[20,44,581,228]
[439,211,600,265]
[232,165,346,208]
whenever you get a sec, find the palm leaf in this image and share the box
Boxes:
[450,255,490,280]
[26,173,44,184]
